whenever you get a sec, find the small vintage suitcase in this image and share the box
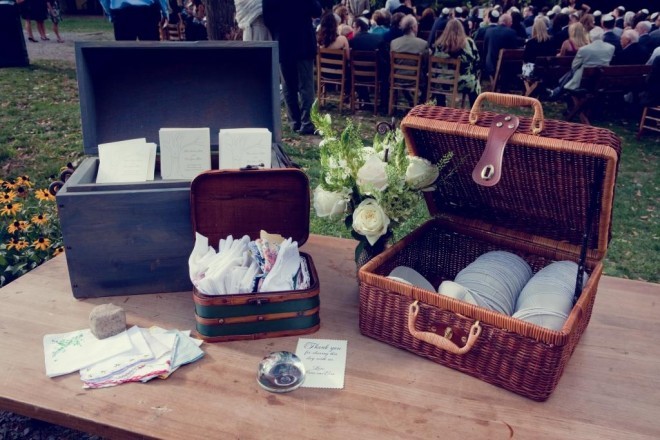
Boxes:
[190,168,320,342]
[358,93,620,401]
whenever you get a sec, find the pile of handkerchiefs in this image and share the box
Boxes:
[387,251,589,331]
[189,231,311,295]
[43,326,204,388]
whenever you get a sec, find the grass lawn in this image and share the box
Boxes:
[0,30,658,283]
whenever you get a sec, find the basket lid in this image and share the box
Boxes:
[401,95,620,260]
[190,168,310,247]
[75,41,282,156]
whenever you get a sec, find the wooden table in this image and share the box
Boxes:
[1,235,659,439]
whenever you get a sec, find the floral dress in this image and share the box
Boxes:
[433,37,481,100]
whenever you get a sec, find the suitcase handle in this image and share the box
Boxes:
[469,92,544,135]
[407,301,482,355]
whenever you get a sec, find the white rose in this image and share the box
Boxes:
[357,154,388,194]
[405,156,439,189]
[352,199,391,245]
[313,186,348,218]
[361,147,377,158]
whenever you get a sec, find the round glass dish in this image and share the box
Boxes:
[257,351,306,393]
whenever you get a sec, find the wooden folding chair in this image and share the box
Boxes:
[427,56,466,108]
[388,51,423,115]
[316,48,348,112]
[637,105,660,139]
[162,18,185,41]
[350,50,380,114]
[491,48,524,93]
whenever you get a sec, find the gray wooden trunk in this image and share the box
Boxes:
[58,41,284,298]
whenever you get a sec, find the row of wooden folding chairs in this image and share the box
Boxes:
[316,48,466,115]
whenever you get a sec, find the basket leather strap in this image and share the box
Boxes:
[472,114,519,187]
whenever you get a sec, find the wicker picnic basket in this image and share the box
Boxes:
[358,93,620,401]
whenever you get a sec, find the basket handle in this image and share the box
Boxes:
[469,92,544,135]
[407,301,482,355]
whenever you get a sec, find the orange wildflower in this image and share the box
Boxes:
[8,220,29,234]
[7,237,29,251]
[1,191,17,204]
[1,203,22,216]
[33,236,51,251]
[35,188,55,202]
[16,175,33,188]
[31,213,49,225]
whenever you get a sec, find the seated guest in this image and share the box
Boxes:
[390,14,428,55]
[473,8,499,42]
[333,5,353,40]
[524,17,556,64]
[522,5,536,28]
[468,6,482,35]
[370,9,390,35]
[383,12,405,45]
[559,22,590,57]
[317,12,350,58]
[428,7,451,47]
[547,27,614,99]
[433,18,481,105]
[640,56,660,106]
[483,13,520,78]
[651,12,660,32]
[580,13,595,33]
[636,21,653,56]
[510,8,528,40]
[418,8,436,34]
[550,13,570,52]
[602,14,623,54]
[612,30,648,65]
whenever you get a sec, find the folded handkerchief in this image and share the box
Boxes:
[261,238,302,292]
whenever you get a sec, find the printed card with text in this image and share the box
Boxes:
[295,339,347,389]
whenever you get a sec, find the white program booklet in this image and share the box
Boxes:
[218,128,272,170]
[159,128,211,180]
[96,138,156,184]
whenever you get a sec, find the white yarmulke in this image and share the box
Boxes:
[617,6,625,12]
[552,5,561,13]
[561,7,570,14]
[593,10,602,16]
[441,7,450,15]
[547,10,556,18]
[651,12,659,21]
[491,10,500,18]
[455,6,463,14]
[357,16,369,26]
[641,9,649,15]
[510,6,520,13]
[603,13,614,22]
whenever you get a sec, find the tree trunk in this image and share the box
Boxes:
[205,0,236,40]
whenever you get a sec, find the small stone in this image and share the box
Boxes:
[89,304,126,339]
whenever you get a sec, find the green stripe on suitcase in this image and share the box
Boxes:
[195,296,320,319]
[196,314,320,337]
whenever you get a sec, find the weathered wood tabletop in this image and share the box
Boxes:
[0,235,658,440]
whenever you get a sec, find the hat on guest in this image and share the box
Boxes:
[441,7,450,16]
[640,9,649,15]
[651,12,659,21]
[561,7,571,15]
[617,6,625,12]
[593,10,602,17]
[552,5,561,14]
[602,13,614,23]
[547,10,556,18]
[489,9,500,21]
[455,7,463,15]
